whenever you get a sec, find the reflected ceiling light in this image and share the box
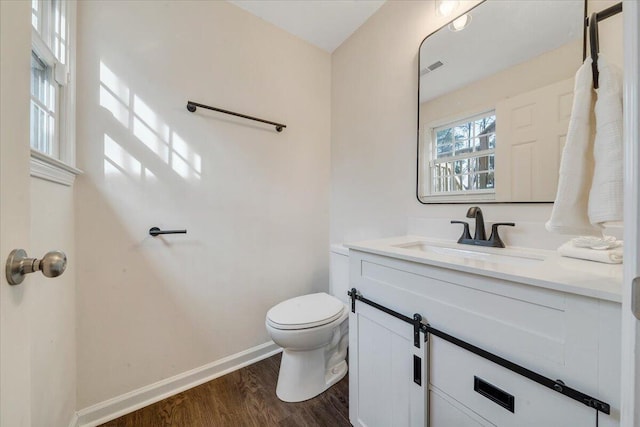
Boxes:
[436,0,459,17]
[449,14,471,32]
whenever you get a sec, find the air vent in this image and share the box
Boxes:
[420,60,444,76]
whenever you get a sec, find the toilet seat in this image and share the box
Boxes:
[266,293,345,330]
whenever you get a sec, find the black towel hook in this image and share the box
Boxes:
[586,2,622,89]
[589,11,600,89]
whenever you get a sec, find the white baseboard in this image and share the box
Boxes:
[67,412,79,427]
[72,341,281,427]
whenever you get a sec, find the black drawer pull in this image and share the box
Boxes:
[474,376,515,413]
[413,355,422,386]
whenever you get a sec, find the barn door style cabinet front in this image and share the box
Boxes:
[346,247,620,427]
[348,290,428,426]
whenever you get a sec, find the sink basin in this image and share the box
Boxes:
[392,241,545,267]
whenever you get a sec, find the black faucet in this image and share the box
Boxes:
[451,206,515,248]
[466,206,486,241]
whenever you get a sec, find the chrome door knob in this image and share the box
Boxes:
[5,249,67,286]
[39,251,67,278]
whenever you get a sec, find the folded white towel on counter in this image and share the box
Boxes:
[589,54,624,226]
[546,58,602,236]
[571,235,621,250]
[558,240,623,264]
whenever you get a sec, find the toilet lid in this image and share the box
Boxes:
[267,293,345,330]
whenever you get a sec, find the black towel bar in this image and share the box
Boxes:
[186,101,286,132]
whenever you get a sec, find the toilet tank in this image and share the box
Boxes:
[330,244,350,304]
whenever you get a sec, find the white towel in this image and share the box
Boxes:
[571,235,620,250]
[546,58,602,236]
[588,55,624,226]
[557,240,623,264]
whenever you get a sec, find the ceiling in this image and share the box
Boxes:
[420,0,584,103]
[228,0,386,52]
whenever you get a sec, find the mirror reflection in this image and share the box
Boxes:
[417,0,585,203]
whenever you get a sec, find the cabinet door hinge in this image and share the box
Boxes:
[413,314,423,348]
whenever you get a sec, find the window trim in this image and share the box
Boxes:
[30,149,82,186]
[30,0,80,186]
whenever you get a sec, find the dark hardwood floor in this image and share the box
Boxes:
[100,353,350,427]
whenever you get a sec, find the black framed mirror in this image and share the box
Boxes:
[417,0,586,204]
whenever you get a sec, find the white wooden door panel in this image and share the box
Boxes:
[0,1,33,425]
[349,302,427,427]
[495,78,573,202]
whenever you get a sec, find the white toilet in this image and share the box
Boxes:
[265,245,350,402]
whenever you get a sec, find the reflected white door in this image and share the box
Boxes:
[621,2,640,426]
[0,1,33,425]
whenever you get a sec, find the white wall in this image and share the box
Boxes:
[75,0,331,408]
[331,0,622,250]
[331,0,487,246]
[330,0,548,245]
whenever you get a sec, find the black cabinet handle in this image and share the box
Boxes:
[474,376,515,413]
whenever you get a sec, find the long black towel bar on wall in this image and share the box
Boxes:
[149,227,187,237]
[186,101,287,132]
[586,2,623,89]
[347,288,612,416]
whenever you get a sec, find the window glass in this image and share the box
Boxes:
[30,51,57,155]
[31,0,41,33]
[430,112,496,194]
[30,0,69,159]
[52,0,67,64]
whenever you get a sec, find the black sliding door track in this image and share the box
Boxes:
[348,288,610,415]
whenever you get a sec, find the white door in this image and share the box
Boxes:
[494,78,573,202]
[0,1,33,426]
[621,2,640,426]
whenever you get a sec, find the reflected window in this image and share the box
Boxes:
[429,111,495,195]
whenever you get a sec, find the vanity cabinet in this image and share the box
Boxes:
[347,250,621,427]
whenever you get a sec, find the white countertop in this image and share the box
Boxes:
[345,236,623,303]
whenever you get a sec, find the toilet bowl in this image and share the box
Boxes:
[266,292,349,402]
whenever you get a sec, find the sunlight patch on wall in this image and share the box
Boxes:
[98,60,202,182]
[99,63,130,128]
[131,94,174,165]
[172,131,202,179]
[144,168,157,182]
[100,62,129,104]
[100,86,130,128]
[104,134,142,179]
[132,115,170,163]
